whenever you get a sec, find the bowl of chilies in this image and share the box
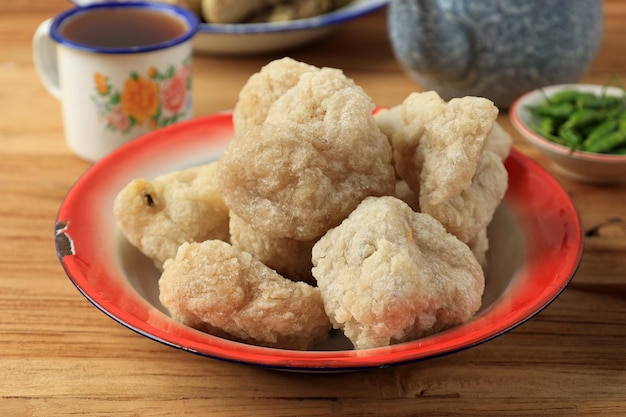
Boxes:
[510,83,626,184]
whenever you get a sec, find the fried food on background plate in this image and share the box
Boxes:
[159,240,332,350]
[250,0,354,22]
[113,162,229,269]
[201,0,282,23]
[201,0,353,23]
[311,196,485,350]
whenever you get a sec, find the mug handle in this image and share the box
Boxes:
[32,18,62,100]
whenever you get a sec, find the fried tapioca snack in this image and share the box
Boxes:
[215,67,395,241]
[113,163,229,269]
[159,240,332,350]
[484,120,513,161]
[232,57,318,133]
[311,196,485,350]
[375,91,446,189]
[420,149,508,243]
[375,91,508,244]
[420,97,496,197]
[468,227,489,271]
[263,67,390,159]
[229,212,317,285]
[394,180,420,212]
[215,123,394,241]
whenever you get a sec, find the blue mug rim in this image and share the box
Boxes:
[50,1,199,54]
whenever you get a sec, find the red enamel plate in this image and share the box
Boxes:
[55,112,584,372]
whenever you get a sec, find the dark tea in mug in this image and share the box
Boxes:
[59,8,188,49]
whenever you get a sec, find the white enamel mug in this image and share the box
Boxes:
[33,2,199,161]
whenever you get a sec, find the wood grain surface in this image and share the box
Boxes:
[1,1,625,416]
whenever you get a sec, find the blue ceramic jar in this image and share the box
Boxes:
[388,0,604,108]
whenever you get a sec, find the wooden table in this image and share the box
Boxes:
[2,1,625,415]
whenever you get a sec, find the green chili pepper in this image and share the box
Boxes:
[595,95,623,109]
[534,102,575,119]
[575,92,601,109]
[538,116,556,136]
[558,125,583,149]
[618,112,626,134]
[548,89,579,105]
[574,91,624,110]
[586,119,618,142]
[582,119,619,152]
[583,130,626,153]
[607,105,626,119]
[562,109,605,130]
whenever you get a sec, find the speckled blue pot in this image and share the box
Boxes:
[388,0,604,108]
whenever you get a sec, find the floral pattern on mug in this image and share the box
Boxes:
[91,56,192,133]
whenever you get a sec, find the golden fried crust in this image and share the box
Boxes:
[113,163,229,269]
[311,196,485,350]
[159,240,332,350]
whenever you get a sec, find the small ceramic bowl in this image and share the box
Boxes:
[510,84,626,184]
